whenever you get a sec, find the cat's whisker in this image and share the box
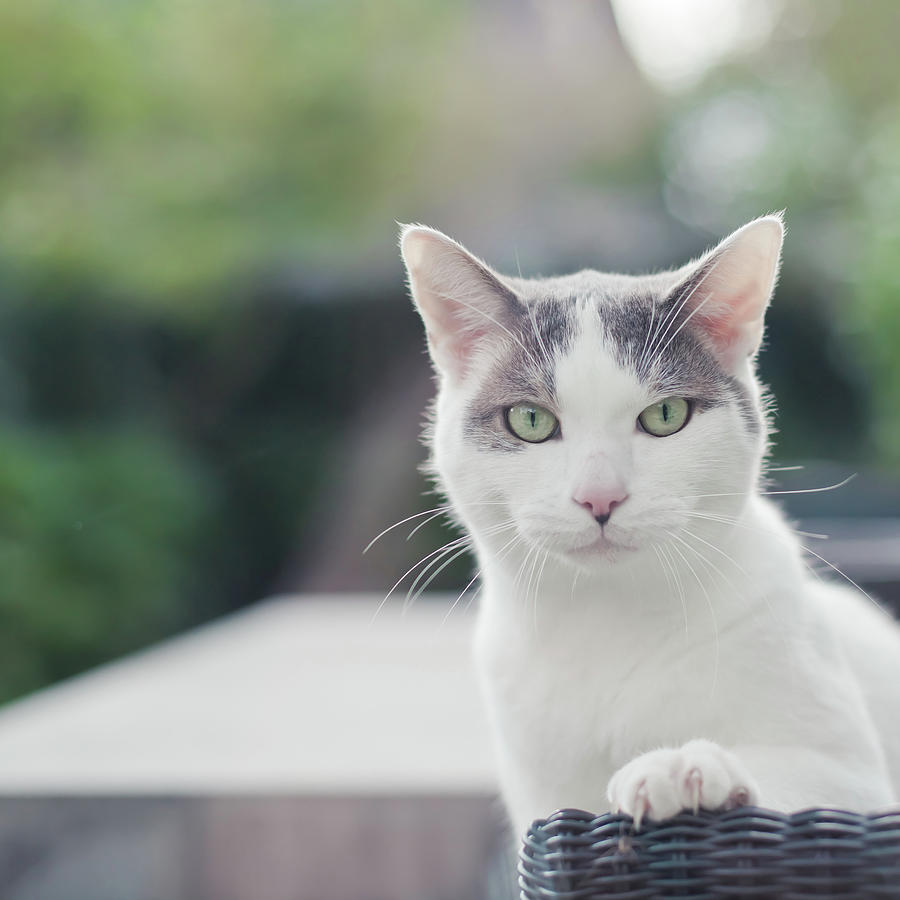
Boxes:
[405,509,453,541]
[650,287,718,371]
[673,530,790,661]
[373,533,472,621]
[406,545,470,611]
[796,541,889,616]
[684,509,828,542]
[443,530,523,625]
[658,541,690,640]
[518,538,550,623]
[526,304,553,372]
[366,499,510,555]
[635,294,658,379]
[460,585,483,617]
[511,547,528,594]
[443,571,481,624]
[640,279,682,378]
[666,534,720,699]
[364,506,454,554]
[681,473,857,501]
[682,524,785,627]
[531,544,553,634]
[678,526,750,580]
[512,544,535,613]
[681,509,879,622]
[405,544,474,612]
[652,544,685,637]
[570,567,581,604]
[643,250,724,375]
[684,509,829,589]
[405,520,518,613]
[523,542,543,624]
[670,526,771,625]
[668,531,731,591]
[376,519,512,620]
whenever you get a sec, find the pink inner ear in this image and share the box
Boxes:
[696,308,765,370]
[694,281,766,359]
[679,216,783,371]
[428,320,492,378]
[701,315,740,351]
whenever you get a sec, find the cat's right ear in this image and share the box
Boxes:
[400,225,520,380]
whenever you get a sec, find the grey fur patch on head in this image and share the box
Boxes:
[461,265,764,449]
[463,291,578,450]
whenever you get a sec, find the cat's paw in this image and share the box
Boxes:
[607,739,759,828]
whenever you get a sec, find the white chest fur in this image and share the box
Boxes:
[471,500,899,834]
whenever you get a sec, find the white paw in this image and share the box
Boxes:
[607,739,759,828]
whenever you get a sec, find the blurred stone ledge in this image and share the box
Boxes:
[0,526,897,900]
[0,596,506,900]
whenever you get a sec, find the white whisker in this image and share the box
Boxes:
[635,296,658,378]
[374,533,470,621]
[667,535,719,699]
[443,530,522,625]
[644,252,724,375]
[653,544,686,638]
[531,545,552,634]
[659,541,689,639]
[406,544,472,612]
[682,473,857,501]
[405,520,517,612]
[679,526,749,580]
[526,304,552,371]
[405,509,451,541]
[797,541,888,616]
[364,506,453,554]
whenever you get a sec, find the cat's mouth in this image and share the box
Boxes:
[568,530,638,560]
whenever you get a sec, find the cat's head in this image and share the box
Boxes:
[401,216,783,575]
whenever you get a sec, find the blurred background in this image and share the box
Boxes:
[2,0,900,897]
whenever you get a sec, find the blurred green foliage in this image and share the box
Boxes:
[1,0,900,704]
[0,0,456,701]
[0,0,453,303]
[0,427,209,702]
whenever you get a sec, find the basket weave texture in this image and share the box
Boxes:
[519,806,900,898]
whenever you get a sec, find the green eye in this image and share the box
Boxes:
[638,397,690,437]
[506,404,559,443]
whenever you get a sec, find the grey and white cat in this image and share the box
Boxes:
[400,215,900,836]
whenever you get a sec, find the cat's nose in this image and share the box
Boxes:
[573,489,628,526]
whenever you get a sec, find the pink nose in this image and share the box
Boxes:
[573,488,628,525]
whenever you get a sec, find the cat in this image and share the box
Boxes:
[399,214,900,837]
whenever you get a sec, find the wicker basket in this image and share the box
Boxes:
[519,807,900,898]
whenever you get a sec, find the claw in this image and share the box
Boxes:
[726,786,751,809]
[632,782,649,830]
[686,767,702,814]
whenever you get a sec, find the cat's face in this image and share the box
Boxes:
[402,217,783,575]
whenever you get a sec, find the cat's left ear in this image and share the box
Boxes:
[401,224,520,381]
[671,213,784,374]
